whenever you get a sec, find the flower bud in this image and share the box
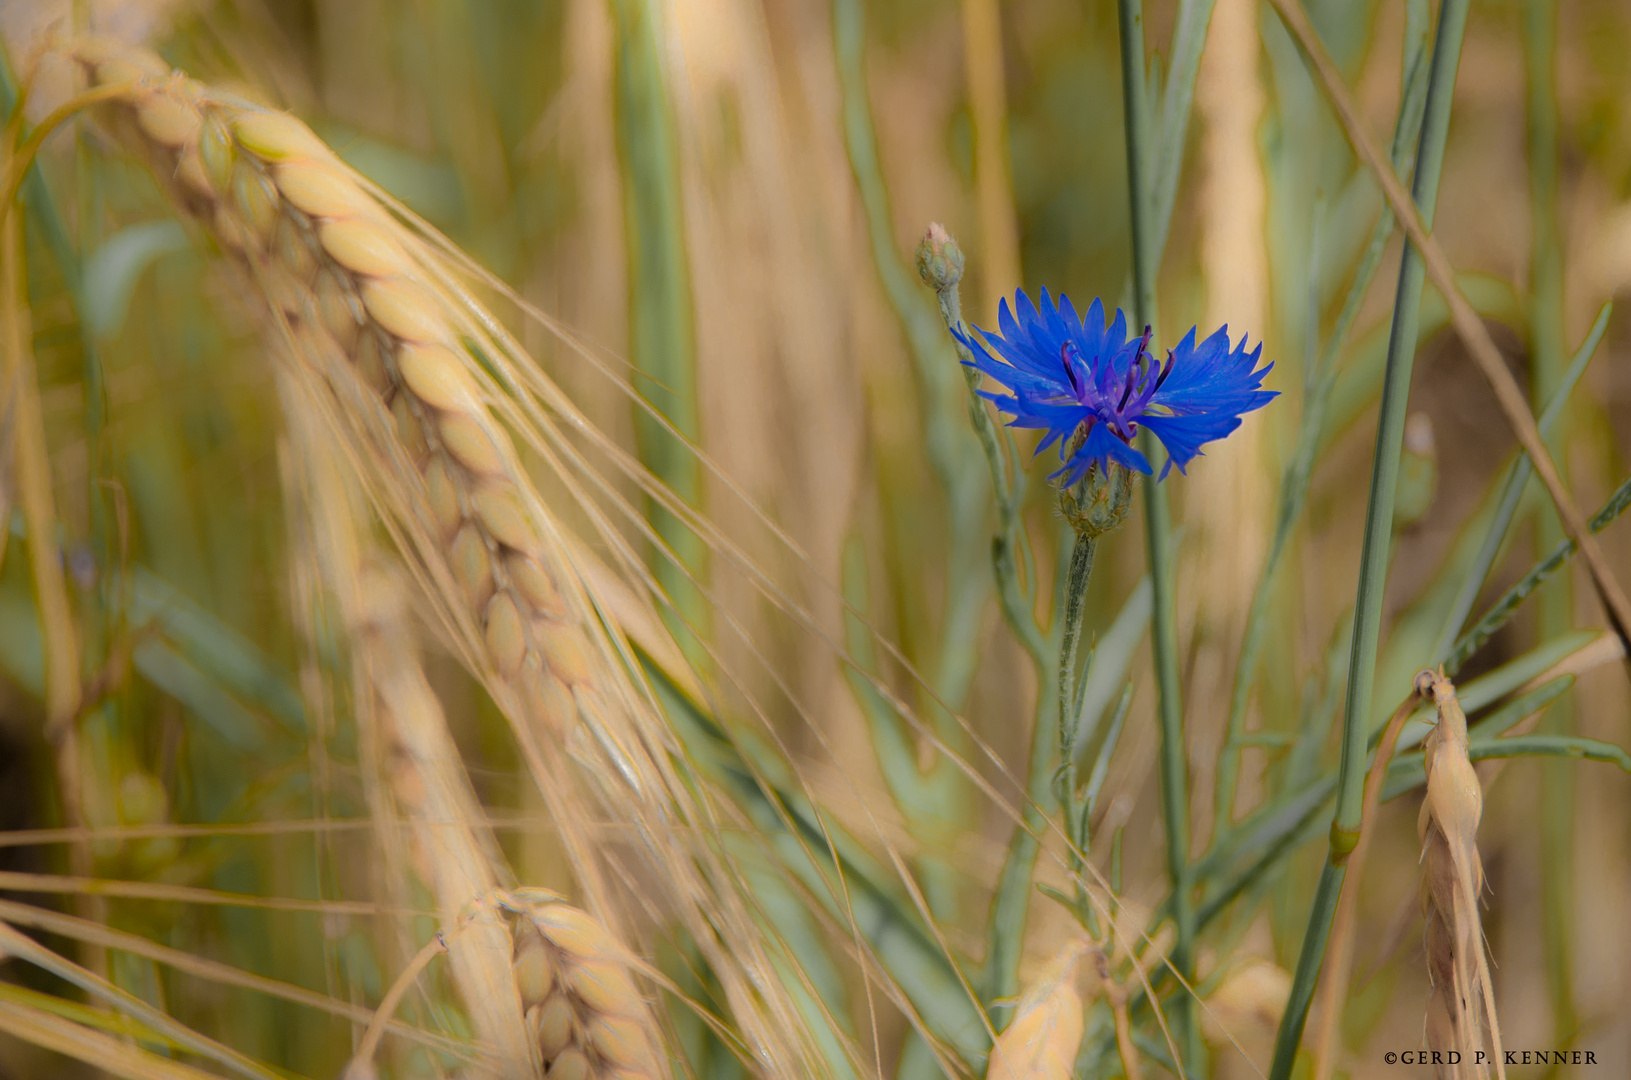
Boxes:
[916,222,965,292]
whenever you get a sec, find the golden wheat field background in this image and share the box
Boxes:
[0,0,1629,1078]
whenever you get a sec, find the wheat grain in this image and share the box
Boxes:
[498,888,664,1080]
[1416,669,1504,1080]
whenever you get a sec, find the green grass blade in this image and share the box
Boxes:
[1149,0,1218,267]
[609,0,709,656]
[1468,734,1631,771]
[1071,577,1150,762]
[1267,2,1470,1074]
[1118,0,1198,1066]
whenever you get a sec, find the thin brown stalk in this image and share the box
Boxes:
[0,898,472,1057]
[1094,949,1143,1080]
[345,931,449,1080]
[0,993,226,1080]
[1,179,80,750]
[1262,0,1631,657]
[1,154,102,969]
[0,869,397,914]
[1311,689,1422,1080]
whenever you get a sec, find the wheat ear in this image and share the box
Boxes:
[69,39,595,748]
[1417,669,1504,1080]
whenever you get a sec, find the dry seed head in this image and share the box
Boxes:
[1414,669,1503,1080]
[360,275,447,342]
[320,217,409,277]
[506,894,664,1079]
[92,45,171,85]
[70,41,622,755]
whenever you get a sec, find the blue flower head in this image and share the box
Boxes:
[953,289,1276,485]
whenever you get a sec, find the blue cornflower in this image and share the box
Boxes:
[953,289,1276,486]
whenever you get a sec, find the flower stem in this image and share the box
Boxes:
[921,237,1057,1035]
[1266,2,1470,1076]
[1056,532,1098,903]
[1058,534,1097,765]
[932,278,1048,665]
[1117,0,1198,1071]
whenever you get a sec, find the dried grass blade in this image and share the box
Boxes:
[1311,689,1421,1080]
[0,920,287,1080]
[0,897,472,1057]
[0,993,232,1080]
[0,869,395,914]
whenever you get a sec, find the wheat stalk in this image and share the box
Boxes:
[1416,669,1504,1080]
[282,405,536,1077]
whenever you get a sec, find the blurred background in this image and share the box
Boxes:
[2,0,1630,1076]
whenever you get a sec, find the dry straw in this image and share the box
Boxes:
[59,38,829,1078]
[1416,669,1504,1080]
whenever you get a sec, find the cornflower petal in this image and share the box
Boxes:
[1051,421,1152,486]
[959,288,1276,486]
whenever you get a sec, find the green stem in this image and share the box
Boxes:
[1267,2,1470,1076]
[1524,0,1577,1054]
[1056,533,1097,921]
[1150,0,1219,267]
[1445,473,1631,675]
[1057,535,1097,765]
[1216,10,1434,832]
[609,0,709,664]
[1117,0,1197,1070]
[929,262,1048,665]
